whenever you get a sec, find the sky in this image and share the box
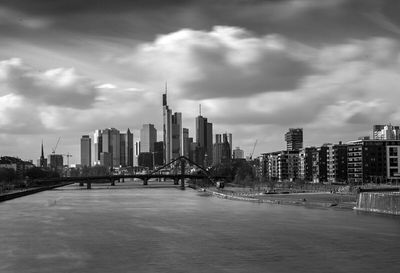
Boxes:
[1,0,400,165]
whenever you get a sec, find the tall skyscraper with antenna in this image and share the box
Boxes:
[163,84,172,164]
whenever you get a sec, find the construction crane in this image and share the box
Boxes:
[249,139,258,160]
[63,153,72,167]
[52,136,61,154]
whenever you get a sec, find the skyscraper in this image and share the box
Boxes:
[140,124,157,153]
[162,87,172,164]
[171,112,182,159]
[196,114,213,166]
[80,135,91,167]
[102,128,120,167]
[153,141,164,166]
[120,129,133,167]
[93,129,102,165]
[182,128,190,158]
[213,133,231,166]
[285,128,303,151]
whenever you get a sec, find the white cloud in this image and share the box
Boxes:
[119,26,312,99]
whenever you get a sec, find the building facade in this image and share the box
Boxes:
[163,90,172,164]
[93,129,103,165]
[285,128,303,151]
[347,140,400,184]
[80,135,91,167]
[327,142,348,183]
[171,112,182,159]
[233,147,244,159]
[373,124,400,140]
[196,115,213,167]
[212,134,232,166]
[298,147,316,181]
[140,124,157,153]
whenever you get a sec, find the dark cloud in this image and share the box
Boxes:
[0,59,99,109]
[2,0,399,43]
[0,0,192,15]
[184,44,310,99]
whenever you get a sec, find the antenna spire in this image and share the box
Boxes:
[199,104,202,116]
[165,81,168,95]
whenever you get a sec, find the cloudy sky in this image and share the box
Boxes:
[1,0,400,164]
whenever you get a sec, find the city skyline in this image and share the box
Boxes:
[1,1,400,164]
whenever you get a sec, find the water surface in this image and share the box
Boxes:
[1,183,399,273]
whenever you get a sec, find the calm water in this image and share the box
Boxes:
[1,183,399,273]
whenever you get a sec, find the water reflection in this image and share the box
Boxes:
[0,183,399,273]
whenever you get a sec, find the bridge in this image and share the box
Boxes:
[36,156,228,190]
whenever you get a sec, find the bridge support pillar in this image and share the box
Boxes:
[121,177,125,183]
[143,178,148,185]
[111,180,115,186]
[174,178,179,185]
[87,182,91,189]
[79,182,84,187]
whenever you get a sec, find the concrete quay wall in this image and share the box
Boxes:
[355,192,400,215]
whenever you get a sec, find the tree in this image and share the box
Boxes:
[25,167,59,180]
[0,168,16,183]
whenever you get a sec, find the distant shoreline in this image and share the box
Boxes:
[0,183,73,203]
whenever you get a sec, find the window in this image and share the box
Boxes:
[389,147,398,157]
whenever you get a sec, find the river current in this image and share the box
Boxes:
[0,183,399,273]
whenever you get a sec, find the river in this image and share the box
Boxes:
[0,182,399,273]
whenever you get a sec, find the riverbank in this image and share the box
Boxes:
[204,187,356,210]
[0,183,73,202]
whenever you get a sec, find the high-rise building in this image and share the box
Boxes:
[233,147,244,159]
[120,129,133,167]
[100,152,112,170]
[138,152,153,170]
[140,124,157,153]
[196,114,213,166]
[285,128,303,151]
[172,112,182,159]
[163,88,172,164]
[102,128,120,167]
[134,141,140,167]
[182,128,190,158]
[154,141,164,167]
[93,129,102,165]
[213,133,231,166]
[80,135,91,167]
[373,124,400,140]
[49,154,63,174]
[224,133,233,153]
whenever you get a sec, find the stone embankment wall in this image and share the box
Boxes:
[355,192,400,215]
